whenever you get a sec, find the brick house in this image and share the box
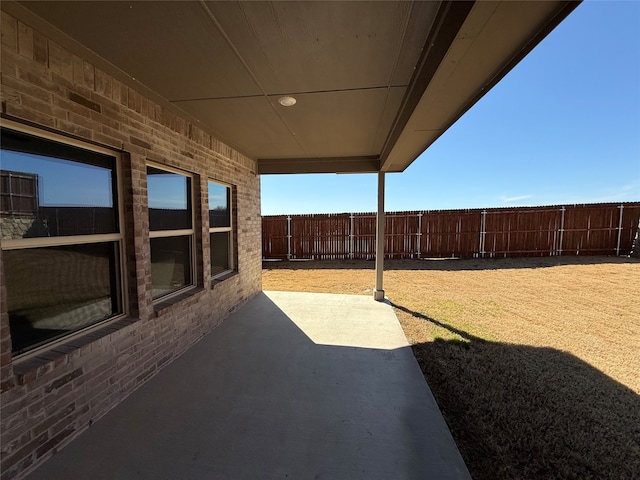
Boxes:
[0,1,578,478]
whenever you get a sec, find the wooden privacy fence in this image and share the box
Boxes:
[262,202,640,260]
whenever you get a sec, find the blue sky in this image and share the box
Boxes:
[147,172,188,210]
[261,0,640,215]
[208,181,228,211]
[2,151,113,207]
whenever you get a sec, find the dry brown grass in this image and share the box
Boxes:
[263,256,640,480]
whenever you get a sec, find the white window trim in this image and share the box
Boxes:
[149,229,193,239]
[208,179,234,278]
[2,233,123,250]
[0,119,128,358]
[146,162,197,301]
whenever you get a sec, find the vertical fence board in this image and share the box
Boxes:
[562,204,620,256]
[261,215,288,259]
[262,203,640,260]
[387,211,421,259]
[420,210,482,257]
[484,207,561,258]
[352,213,377,260]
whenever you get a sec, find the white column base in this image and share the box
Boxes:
[373,289,385,302]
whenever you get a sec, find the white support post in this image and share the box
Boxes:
[374,172,385,301]
[286,215,292,260]
[616,204,624,256]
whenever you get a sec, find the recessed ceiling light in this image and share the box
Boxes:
[278,96,297,107]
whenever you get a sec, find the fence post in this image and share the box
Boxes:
[286,215,292,260]
[616,204,624,256]
[479,210,487,258]
[349,213,354,259]
[7,172,14,216]
[558,206,565,256]
[417,212,422,259]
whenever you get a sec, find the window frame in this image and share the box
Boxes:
[146,162,197,300]
[208,179,234,279]
[0,119,127,358]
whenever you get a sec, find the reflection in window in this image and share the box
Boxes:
[208,181,233,278]
[147,166,191,231]
[5,243,121,352]
[1,130,117,239]
[1,127,124,354]
[150,236,192,298]
[147,165,194,299]
[208,181,230,228]
[210,231,230,275]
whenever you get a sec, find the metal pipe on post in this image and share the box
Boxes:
[8,172,14,217]
[286,215,292,260]
[558,206,565,256]
[480,209,487,258]
[417,212,422,259]
[374,172,385,301]
[616,204,624,256]
[349,213,354,260]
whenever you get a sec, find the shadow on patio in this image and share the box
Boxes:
[26,291,470,480]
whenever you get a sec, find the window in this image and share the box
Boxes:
[147,165,194,299]
[208,181,233,277]
[1,125,124,354]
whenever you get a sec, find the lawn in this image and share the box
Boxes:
[262,256,640,480]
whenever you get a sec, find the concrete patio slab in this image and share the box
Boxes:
[25,291,471,480]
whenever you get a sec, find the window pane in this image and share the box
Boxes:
[210,231,230,275]
[208,182,230,228]
[151,235,192,298]
[147,167,191,231]
[4,242,121,353]
[1,130,118,239]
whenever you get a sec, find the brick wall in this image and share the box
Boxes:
[0,10,262,480]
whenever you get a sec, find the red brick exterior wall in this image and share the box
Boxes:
[0,10,262,479]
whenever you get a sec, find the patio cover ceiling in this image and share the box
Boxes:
[7,1,579,174]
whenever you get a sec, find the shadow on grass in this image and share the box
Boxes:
[390,301,640,480]
[263,255,640,272]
